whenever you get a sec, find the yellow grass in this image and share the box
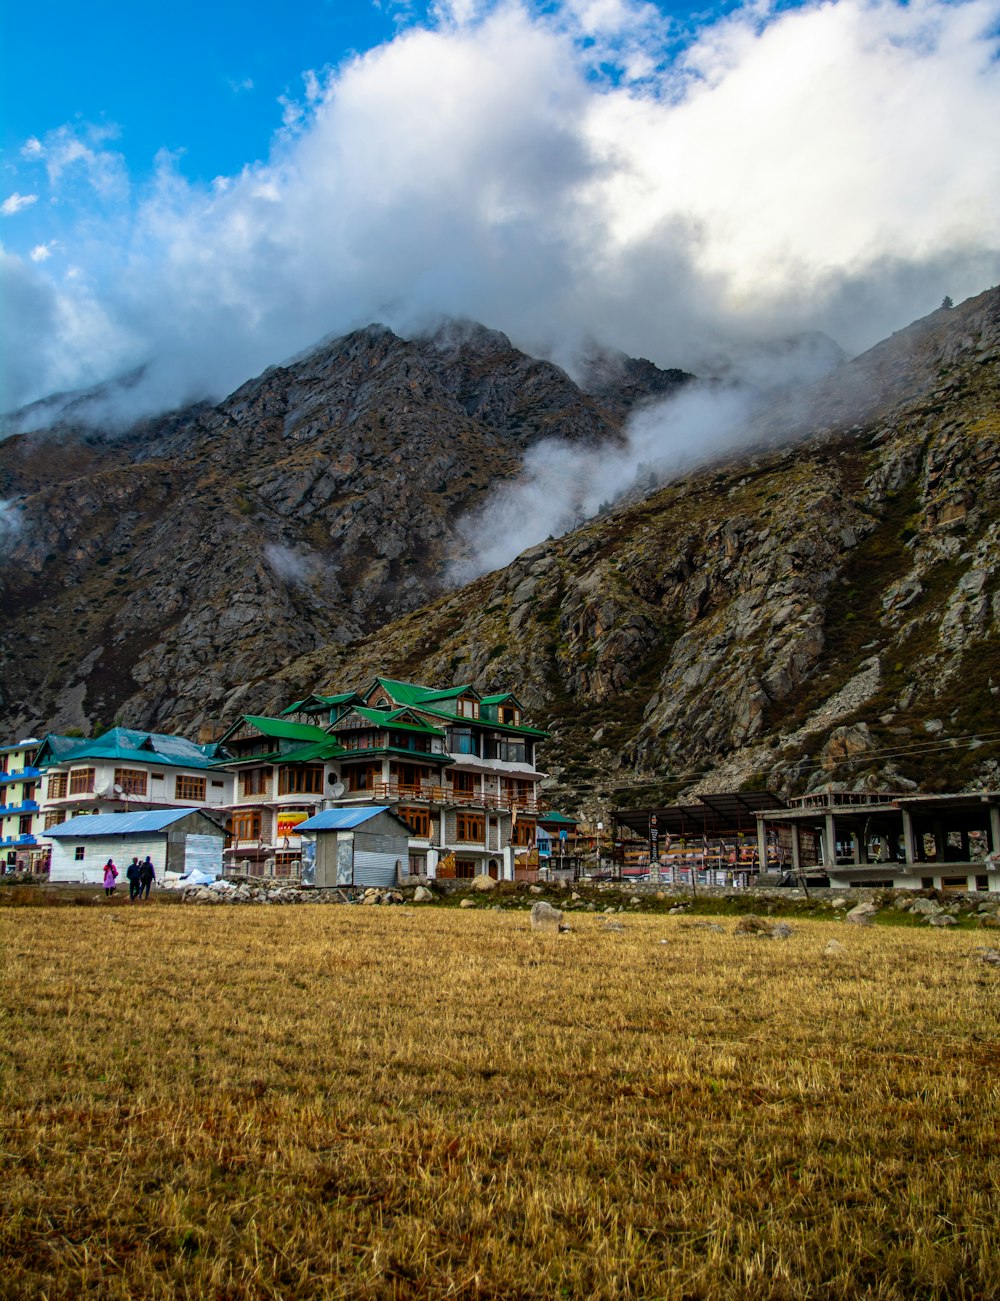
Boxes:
[1,906,998,1299]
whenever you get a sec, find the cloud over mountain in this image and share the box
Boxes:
[3,0,1000,416]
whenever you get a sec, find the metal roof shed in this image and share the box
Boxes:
[48,808,225,884]
[297,806,411,889]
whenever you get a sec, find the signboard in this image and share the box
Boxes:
[277,810,310,842]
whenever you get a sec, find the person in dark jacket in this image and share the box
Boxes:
[138,856,156,900]
[125,857,142,902]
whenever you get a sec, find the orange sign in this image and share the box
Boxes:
[277,811,309,840]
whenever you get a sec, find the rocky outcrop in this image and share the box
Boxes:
[253,287,1000,815]
[0,323,685,737]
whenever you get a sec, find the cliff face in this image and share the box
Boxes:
[0,322,686,737]
[247,288,1000,812]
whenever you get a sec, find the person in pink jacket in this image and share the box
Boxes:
[102,859,119,896]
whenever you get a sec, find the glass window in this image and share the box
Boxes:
[447,728,479,756]
[175,774,207,802]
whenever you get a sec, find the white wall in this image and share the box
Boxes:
[49,837,169,884]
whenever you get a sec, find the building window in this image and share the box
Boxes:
[277,765,324,796]
[454,858,477,878]
[45,812,64,831]
[22,782,36,802]
[452,770,477,798]
[512,818,536,848]
[47,772,68,799]
[408,852,427,875]
[233,809,262,842]
[151,771,164,781]
[346,764,381,792]
[74,846,85,861]
[175,774,207,802]
[493,739,527,764]
[68,768,95,795]
[456,697,479,719]
[399,806,431,837]
[240,767,271,797]
[447,728,479,756]
[211,780,224,789]
[114,768,148,796]
[18,815,33,835]
[497,704,521,726]
[456,812,485,843]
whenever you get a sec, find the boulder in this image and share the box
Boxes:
[910,897,942,916]
[530,900,564,933]
[824,939,848,956]
[928,914,958,926]
[973,947,1000,964]
[470,874,498,892]
[734,914,774,935]
[412,885,434,903]
[459,898,477,908]
[529,884,544,894]
[846,902,877,927]
[978,915,1000,929]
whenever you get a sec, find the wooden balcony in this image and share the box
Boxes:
[342,781,541,814]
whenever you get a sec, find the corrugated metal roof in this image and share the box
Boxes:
[39,727,221,771]
[297,806,397,831]
[48,808,206,837]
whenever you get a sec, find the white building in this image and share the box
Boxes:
[35,727,233,847]
[48,808,225,884]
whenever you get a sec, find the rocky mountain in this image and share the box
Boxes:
[239,287,1000,814]
[0,322,689,738]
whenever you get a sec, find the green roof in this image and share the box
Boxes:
[276,738,346,763]
[37,727,220,771]
[480,692,522,706]
[334,706,445,737]
[280,692,361,717]
[220,715,332,744]
[539,810,577,826]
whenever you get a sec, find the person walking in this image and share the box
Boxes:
[138,856,156,901]
[126,857,142,902]
[102,859,119,896]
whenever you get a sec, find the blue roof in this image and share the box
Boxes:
[47,809,207,837]
[297,806,398,831]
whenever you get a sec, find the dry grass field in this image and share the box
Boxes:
[2,903,999,1299]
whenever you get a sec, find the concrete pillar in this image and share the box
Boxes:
[756,817,769,871]
[961,830,971,863]
[824,814,837,868]
[901,809,918,864]
[791,825,801,872]
[851,831,861,865]
[990,804,1000,855]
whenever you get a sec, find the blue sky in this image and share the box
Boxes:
[1,2,409,189]
[2,0,999,416]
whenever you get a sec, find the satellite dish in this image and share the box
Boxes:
[329,780,346,797]
[113,783,124,796]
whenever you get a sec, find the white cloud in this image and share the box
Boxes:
[3,0,1000,417]
[1,192,38,216]
[29,242,55,262]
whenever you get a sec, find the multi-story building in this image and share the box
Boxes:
[251,676,550,881]
[36,728,233,837]
[214,715,345,876]
[0,738,46,872]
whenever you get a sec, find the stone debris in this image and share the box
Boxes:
[469,874,498,892]
[845,902,877,927]
[412,885,434,903]
[909,897,943,916]
[735,914,793,939]
[973,947,1000,964]
[529,885,544,894]
[823,939,848,956]
[459,898,477,908]
[530,900,564,933]
[928,914,958,926]
[180,881,405,906]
